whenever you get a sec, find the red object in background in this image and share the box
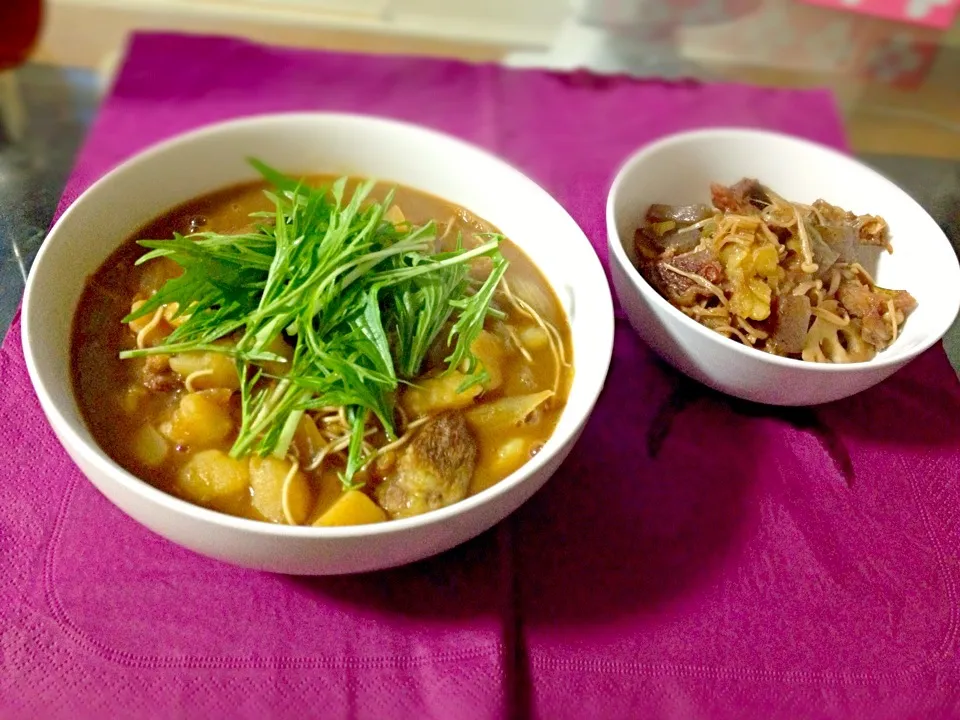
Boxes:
[0,0,42,70]
[799,0,960,29]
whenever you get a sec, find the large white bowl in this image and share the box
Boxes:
[607,127,960,406]
[22,113,614,575]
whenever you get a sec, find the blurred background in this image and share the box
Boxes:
[1,0,959,351]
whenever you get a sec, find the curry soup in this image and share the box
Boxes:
[71,173,573,527]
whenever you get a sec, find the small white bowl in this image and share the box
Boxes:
[607,127,960,406]
[22,113,614,575]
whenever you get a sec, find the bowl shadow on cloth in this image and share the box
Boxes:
[505,334,960,626]
[287,337,960,626]
[288,522,510,622]
[291,338,762,625]
[505,356,763,625]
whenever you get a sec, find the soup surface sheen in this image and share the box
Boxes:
[72,175,573,527]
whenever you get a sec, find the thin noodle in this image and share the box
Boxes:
[792,280,820,297]
[184,368,214,392]
[436,215,458,248]
[714,325,752,345]
[281,458,301,525]
[305,426,378,473]
[849,262,878,285]
[793,207,818,274]
[827,268,841,297]
[676,217,714,234]
[736,317,769,340]
[506,325,534,363]
[811,306,851,327]
[887,299,898,345]
[687,305,727,318]
[135,307,166,349]
[500,277,568,394]
[758,221,781,246]
[374,416,432,456]
[660,264,728,307]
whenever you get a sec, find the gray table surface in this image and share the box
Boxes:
[2,63,958,372]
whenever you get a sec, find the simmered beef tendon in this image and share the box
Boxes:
[633,179,915,364]
[640,249,723,305]
[855,214,891,250]
[812,199,892,253]
[375,412,478,519]
[710,178,768,215]
[838,279,917,348]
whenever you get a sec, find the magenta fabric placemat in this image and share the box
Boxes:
[4,32,960,719]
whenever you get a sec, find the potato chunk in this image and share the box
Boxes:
[249,456,313,525]
[519,326,549,352]
[465,390,553,433]
[468,330,505,391]
[163,392,234,447]
[488,437,533,479]
[169,352,239,390]
[176,449,249,507]
[402,372,482,418]
[314,490,387,527]
[131,424,169,468]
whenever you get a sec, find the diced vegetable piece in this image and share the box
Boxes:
[163,392,234,447]
[465,390,553,432]
[176,449,249,506]
[119,385,147,414]
[311,470,346,521]
[469,256,494,282]
[169,351,240,390]
[313,490,387,527]
[257,334,295,377]
[519,326,549,351]
[468,330,504,391]
[502,364,537,396]
[127,300,153,333]
[249,456,312,525]
[162,302,190,327]
[510,275,557,324]
[137,257,182,294]
[384,205,406,225]
[402,372,482,418]
[293,414,325,465]
[489,437,533,478]
[131,424,169,467]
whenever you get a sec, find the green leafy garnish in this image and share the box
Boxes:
[122,160,507,487]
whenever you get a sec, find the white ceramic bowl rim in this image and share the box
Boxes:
[23,111,614,540]
[606,126,960,373]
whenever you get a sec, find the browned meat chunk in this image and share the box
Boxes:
[710,178,767,214]
[375,412,478,519]
[141,354,179,392]
[640,250,723,305]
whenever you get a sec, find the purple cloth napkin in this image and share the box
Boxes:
[4,32,960,720]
